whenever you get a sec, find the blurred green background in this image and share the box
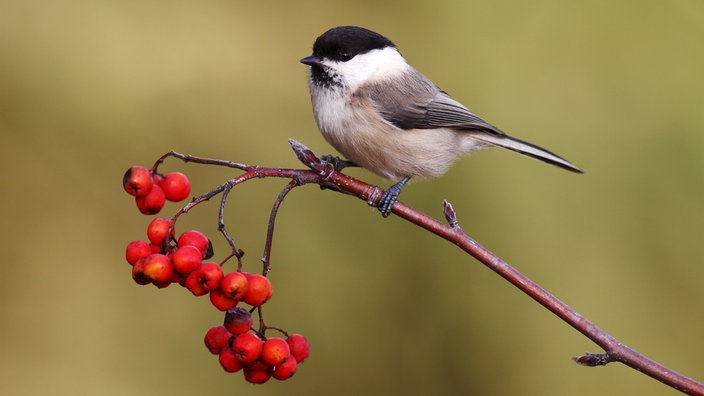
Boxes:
[1,0,702,395]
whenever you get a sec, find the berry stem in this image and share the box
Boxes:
[261,180,300,276]
[152,150,250,173]
[217,182,245,269]
[263,325,289,338]
[255,305,266,337]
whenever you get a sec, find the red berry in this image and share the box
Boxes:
[198,262,223,291]
[209,289,238,311]
[262,337,290,366]
[272,356,297,380]
[151,173,163,185]
[243,367,271,384]
[171,245,202,275]
[263,337,290,366]
[232,332,263,363]
[242,273,273,306]
[159,172,191,202]
[140,253,173,283]
[169,270,186,284]
[221,271,248,300]
[286,334,310,363]
[245,358,270,371]
[177,230,211,257]
[131,257,151,285]
[224,307,253,335]
[146,217,174,245]
[125,240,151,265]
[123,166,153,197]
[204,325,232,354]
[184,270,208,296]
[219,348,244,373]
[135,184,165,215]
[152,279,172,289]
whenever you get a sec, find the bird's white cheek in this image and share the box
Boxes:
[338,47,410,91]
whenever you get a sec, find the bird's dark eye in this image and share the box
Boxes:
[340,52,352,61]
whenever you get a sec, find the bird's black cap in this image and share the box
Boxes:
[309,26,396,62]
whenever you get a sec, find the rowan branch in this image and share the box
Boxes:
[154,140,703,396]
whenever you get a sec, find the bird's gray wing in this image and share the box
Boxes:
[364,72,584,173]
[366,70,504,135]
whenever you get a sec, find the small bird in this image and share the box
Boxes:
[301,26,582,216]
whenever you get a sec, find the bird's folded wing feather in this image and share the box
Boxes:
[366,69,504,135]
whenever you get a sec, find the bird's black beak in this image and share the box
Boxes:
[300,55,322,67]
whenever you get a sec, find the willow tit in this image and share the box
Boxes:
[301,26,583,216]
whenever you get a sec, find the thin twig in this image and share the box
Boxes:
[217,182,244,269]
[261,180,300,276]
[152,150,250,173]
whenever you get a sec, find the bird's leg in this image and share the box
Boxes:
[378,176,410,217]
[320,155,358,172]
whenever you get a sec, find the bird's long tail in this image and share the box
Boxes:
[472,133,584,173]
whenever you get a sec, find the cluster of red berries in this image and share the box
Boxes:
[122,164,309,383]
[204,308,310,383]
[123,165,191,215]
[125,221,273,310]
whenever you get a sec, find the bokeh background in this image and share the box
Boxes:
[1,1,702,395]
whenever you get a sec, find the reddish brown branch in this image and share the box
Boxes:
[287,140,703,395]
[158,142,703,395]
[392,201,702,394]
